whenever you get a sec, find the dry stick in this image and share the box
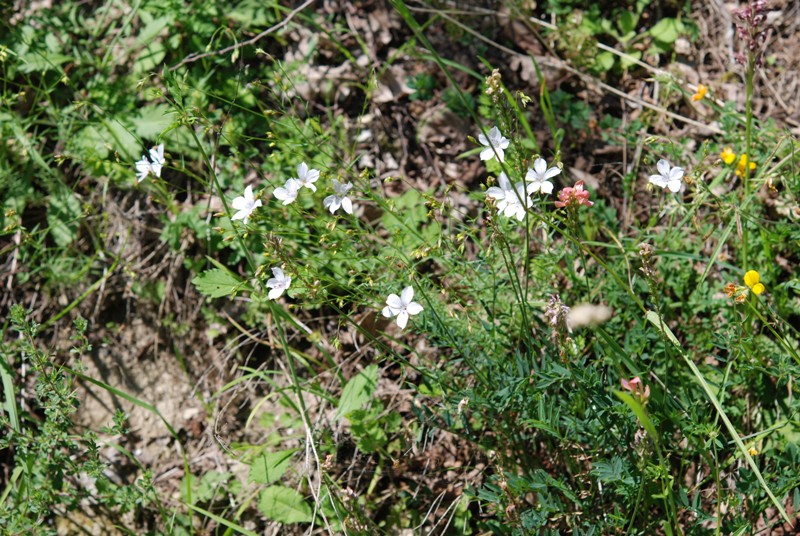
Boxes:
[169,0,315,71]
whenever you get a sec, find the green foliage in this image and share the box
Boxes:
[257,486,313,524]
[3,0,800,533]
[0,308,154,533]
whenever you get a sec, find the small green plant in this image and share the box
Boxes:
[0,308,156,534]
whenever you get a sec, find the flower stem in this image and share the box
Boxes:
[742,54,755,268]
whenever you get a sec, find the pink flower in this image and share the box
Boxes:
[554,180,594,208]
[621,376,650,402]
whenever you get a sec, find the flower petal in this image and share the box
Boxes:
[667,179,682,193]
[539,181,554,194]
[400,286,414,305]
[272,267,284,278]
[534,157,546,175]
[486,187,505,200]
[649,175,667,188]
[382,305,396,318]
[268,287,285,300]
[480,147,495,161]
[657,159,671,177]
[386,294,402,309]
[341,196,353,214]
[543,166,561,180]
[396,311,409,329]
[406,302,423,315]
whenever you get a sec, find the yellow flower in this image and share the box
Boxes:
[720,147,736,165]
[744,270,760,288]
[748,447,758,456]
[691,84,707,102]
[744,270,765,295]
[736,154,756,177]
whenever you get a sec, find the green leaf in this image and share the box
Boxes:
[617,11,638,37]
[48,186,82,246]
[337,364,378,419]
[192,268,242,298]
[131,104,175,141]
[248,449,296,485]
[619,49,642,70]
[595,51,615,72]
[257,486,312,524]
[649,18,683,44]
[615,390,658,440]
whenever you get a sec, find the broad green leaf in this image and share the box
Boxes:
[248,449,296,485]
[595,51,615,72]
[649,18,683,44]
[192,268,242,298]
[131,104,175,142]
[257,486,312,524]
[620,49,642,70]
[337,364,378,418]
[48,186,82,246]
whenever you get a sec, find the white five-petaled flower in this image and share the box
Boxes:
[231,185,262,223]
[135,143,165,182]
[266,267,291,300]
[273,178,300,205]
[323,179,354,214]
[485,172,533,221]
[478,126,511,163]
[649,159,684,193]
[525,157,559,194]
[294,162,320,192]
[382,286,423,329]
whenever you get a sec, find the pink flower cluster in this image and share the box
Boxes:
[554,180,594,209]
[621,376,650,402]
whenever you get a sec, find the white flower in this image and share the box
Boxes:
[525,157,559,194]
[273,178,300,205]
[135,143,165,182]
[148,144,165,177]
[485,172,532,221]
[382,286,423,329]
[266,267,291,300]
[231,185,262,223]
[478,126,511,163]
[323,179,354,214]
[294,162,320,192]
[135,156,152,182]
[649,159,684,193]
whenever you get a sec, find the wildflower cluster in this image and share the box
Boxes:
[724,269,766,302]
[621,376,650,403]
[734,0,769,66]
[554,180,593,208]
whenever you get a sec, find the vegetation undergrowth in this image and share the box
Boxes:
[2,0,800,534]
